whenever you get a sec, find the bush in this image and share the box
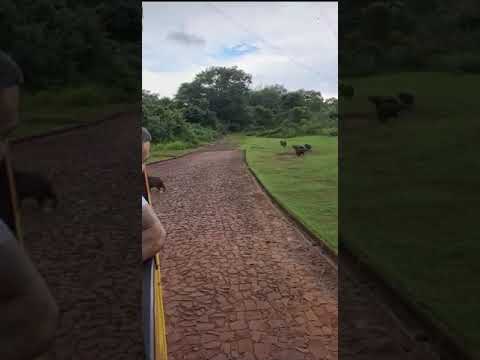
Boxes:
[188,123,218,143]
[23,85,127,110]
[163,140,191,151]
[321,128,338,136]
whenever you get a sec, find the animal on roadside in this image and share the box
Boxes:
[339,83,354,99]
[368,96,407,123]
[280,140,287,149]
[13,170,58,211]
[292,145,308,157]
[147,176,166,192]
[397,92,415,107]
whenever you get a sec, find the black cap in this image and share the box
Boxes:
[0,50,24,89]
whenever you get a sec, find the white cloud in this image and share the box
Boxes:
[142,1,338,98]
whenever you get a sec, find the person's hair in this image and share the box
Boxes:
[0,50,24,89]
[142,127,152,144]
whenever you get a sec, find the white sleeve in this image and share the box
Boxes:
[142,196,148,208]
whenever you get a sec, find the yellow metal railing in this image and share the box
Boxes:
[154,253,168,360]
[144,170,168,360]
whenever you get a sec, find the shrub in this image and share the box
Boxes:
[163,140,191,151]
[23,85,126,110]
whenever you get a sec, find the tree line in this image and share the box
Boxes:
[340,0,480,75]
[1,0,140,97]
[142,66,338,144]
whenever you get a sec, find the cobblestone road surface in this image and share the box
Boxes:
[149,148,338,360]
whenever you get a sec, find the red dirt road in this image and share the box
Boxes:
[148,149,338,360]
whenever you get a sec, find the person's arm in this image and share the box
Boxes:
[142,199,166,261]
[0,51,22,138]
[142,141,150,163]
[0,221,59,360]
[0,86,19,138]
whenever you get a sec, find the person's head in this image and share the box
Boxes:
[0,51,23,159]
[142,127,152,163]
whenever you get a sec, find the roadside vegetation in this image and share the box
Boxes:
[142,65,337,161]
[3,1,140,138]
[238,135,338,251]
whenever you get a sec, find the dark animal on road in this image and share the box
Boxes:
[280,140,287,149]
[397,92,415,107]
[339,83,354,99]
[148,176,166,192]
[368,96,407,123]
[292,145,308,157]
[14,170,58,210]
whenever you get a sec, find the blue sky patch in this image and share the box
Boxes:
[215,43,259,60]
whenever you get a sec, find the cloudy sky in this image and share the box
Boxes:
[142,2,338,99]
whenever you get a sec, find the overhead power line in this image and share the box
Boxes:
[317,11,337,40]
[206,2,327,80]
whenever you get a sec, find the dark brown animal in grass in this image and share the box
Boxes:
[14,170,58,210]
[280,140,287,149]
[292,145,308,157]
[397,92,415,107]
[304,144,312,151]
[148,176,166,192]
[368,96,407,123]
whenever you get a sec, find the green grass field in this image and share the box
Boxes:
[237,135,338,251]
[11,85,135,139]
[147,140,213,163]
[13,103,136,139]
[342,72,480,356]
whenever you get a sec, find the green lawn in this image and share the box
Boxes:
[342,72,480,356]
[11,85,136,140]
[147,140,213,163]
[13,103,136,139]
[237,135,338,251]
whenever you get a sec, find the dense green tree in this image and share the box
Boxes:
[341,0,480,74]
[281,91,305,110]
[1,0,140,93]
[249,85,287,114]
[144,66,337,142]
[176,66,252,131]
[252,106,275,128]
[288,106,310,123]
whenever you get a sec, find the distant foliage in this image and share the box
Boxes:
[143,66,338,144]
[1,0,140,96]
[142,90,219,145]
[340,0,480,75]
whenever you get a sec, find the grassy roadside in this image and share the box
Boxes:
[236,134,338,251]
[14,103,137,139]
[147,140,213,163]
[342,72,480,356]
[12,85,136,140]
